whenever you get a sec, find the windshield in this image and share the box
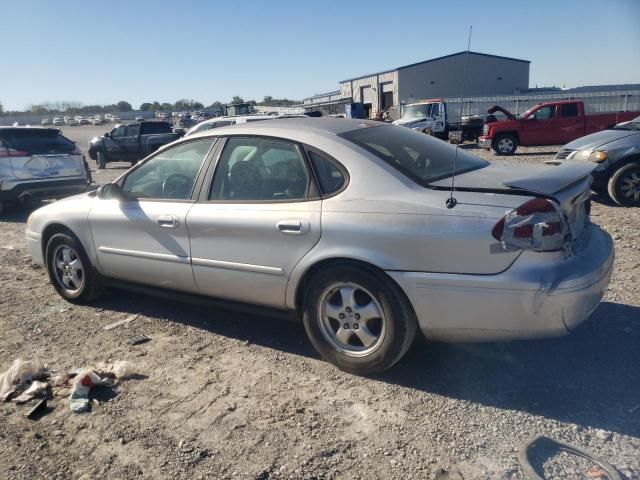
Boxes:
[613,116,640,130]
[402,104,431,119]
[341,125,487,184]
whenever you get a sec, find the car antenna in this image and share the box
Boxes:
[446,25,473,209]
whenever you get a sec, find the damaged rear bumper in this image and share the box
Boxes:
[387,224,614,341]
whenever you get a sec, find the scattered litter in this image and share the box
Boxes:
[128,335,151,346]
[14,380,48,404]
[111,361,135,379]
[51,373,70,387]
[69,369,102,413]
[104,314,139,331]
[0,358,45,401]
[518,435,621,480]
[587,465,610,479]
[26,399,48,420]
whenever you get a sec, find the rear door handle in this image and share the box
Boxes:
[157,215,179,229]
[276,219,309,235]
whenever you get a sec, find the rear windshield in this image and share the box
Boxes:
[340,125,487,184]
[0,129,76,155]
[140,122,172,134]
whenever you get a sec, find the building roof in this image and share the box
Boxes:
[339,51,531,83]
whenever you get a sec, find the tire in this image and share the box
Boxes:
[492,134,518,155]
[607,162,640,206]
[45,233,102,304]
[0,202,3,216]
[96,150,106,170]
[302,265,417,375]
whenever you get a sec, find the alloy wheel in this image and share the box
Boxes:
[498,137,514,153]
[317,282,386,357]
[53,245,84,294]
[620,170,640,202]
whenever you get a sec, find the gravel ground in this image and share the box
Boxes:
[0,125,638,479]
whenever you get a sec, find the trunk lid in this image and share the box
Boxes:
[431,161,595,247]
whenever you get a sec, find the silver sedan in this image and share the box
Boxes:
[25,118,614,374]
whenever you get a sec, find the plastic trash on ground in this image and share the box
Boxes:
[14,380,48,404]
[69,369,102,413]
[0,359,45,401]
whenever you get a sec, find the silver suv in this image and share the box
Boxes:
[0,127,91,214]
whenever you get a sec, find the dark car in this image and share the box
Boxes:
[554,116,640,206]
[88,121,182,169]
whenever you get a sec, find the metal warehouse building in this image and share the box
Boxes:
[303,51,530,117]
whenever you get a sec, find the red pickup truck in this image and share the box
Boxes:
[478,100,639,155]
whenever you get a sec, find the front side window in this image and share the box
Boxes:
[341,125,487,185]
[533,106,556,120]
[122,139,215,200]
[112,126,126,138]
[209,137,310,201]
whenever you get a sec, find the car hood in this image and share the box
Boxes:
[563,129,640,151]
[430,161,596,197]
[487,105,516,120]
[393,117,426,126]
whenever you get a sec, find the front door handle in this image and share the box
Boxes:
[157,215,179,229]
[276,219,309,235]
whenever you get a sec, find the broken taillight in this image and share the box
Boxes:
[492,197,568,252]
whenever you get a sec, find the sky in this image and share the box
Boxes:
[1,0,639,111]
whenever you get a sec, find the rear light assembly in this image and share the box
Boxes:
[492,197,569,252]
[0,148,30,158]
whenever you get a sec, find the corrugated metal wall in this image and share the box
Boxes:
[441,89,640,121]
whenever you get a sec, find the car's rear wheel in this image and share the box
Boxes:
[492,134,518,155]
[97,150,106,170]
[302,265,417,375]
[608,162,640,206]
[45,233,102,304]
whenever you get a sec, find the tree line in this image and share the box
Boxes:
[0,95,300,117]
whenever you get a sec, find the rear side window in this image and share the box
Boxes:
[560,103,579,117]
[308,150,346,195]
[0,130,75,155]
[140,122,172,135]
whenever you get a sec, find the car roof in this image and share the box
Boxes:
[188,117,382,139]
[0,127,61,133]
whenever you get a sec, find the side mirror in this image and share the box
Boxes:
[104,132,111,138]
[97,183,125,200]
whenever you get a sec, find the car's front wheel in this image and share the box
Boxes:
[608,162,640,206]
[45,233,102,304]
[302,265,417,375]
[492,134,518,155]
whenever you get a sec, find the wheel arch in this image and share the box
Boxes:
[492,131,520,144]
[41,223,85,260]
[290,256,416,319]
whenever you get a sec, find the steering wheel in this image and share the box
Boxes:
[162,173,192,198]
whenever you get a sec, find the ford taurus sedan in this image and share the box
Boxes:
[25,118,614,374]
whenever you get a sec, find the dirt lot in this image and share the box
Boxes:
[1,125,639,479]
